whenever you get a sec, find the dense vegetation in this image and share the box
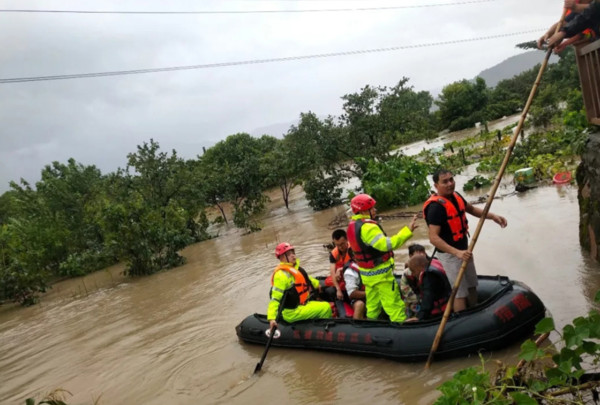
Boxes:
[0,46,592,305]
[436,291,600,404]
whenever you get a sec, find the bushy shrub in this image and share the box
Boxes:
[362,155,430,211]
[303,172,344,211]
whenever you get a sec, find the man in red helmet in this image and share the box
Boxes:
[346,193,418,323]
[268,243,332,329]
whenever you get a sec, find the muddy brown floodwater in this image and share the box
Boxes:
[2,121,600,404]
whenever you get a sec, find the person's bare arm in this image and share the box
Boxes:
[465,203,507,227]
[349,290,366,300]
[329,263,344,300]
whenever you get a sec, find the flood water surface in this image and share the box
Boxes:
[1,150,600,404]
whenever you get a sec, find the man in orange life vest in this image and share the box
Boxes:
[347,194,418,322]
[405,255,452,322]
[328,229,353,301]
[268,243,332,330]
[423,169,507,312]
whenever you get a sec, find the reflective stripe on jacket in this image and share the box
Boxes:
[423,193,469,242]
[347,217,393,269]
[268,262,319,320]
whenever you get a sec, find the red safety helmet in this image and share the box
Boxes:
[275,242,295,258]
[350,194,376,214]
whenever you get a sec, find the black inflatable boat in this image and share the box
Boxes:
[236,275,545,361]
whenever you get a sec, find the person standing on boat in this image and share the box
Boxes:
[268,243,332,330]
[328,229,353,301]
[423,169,507,312]
[405,255,452,321]
[346,194,418,323]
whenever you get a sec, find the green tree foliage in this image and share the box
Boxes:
[95,140,195,276]
[260,136,306,209]
[0,160,112,304]
[361,155,430,211]
[340,78,436,170]
[200,133,267,231]
[303,172,344,211]
[436,77,489,131]
[436,292,600,404]
[487,67,539,118]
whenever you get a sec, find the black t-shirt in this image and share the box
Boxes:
[425,192,468,251]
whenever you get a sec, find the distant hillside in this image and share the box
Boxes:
[476,50,559,88]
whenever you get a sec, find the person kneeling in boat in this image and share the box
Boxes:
[268,242,332,329]
[347,194,418,323]
[405,255,452,322]
[342,261,366,319]
[401,244,445,317]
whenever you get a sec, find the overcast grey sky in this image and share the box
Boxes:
[0,0,564,192]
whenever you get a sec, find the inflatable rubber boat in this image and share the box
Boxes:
[236,275,545,362]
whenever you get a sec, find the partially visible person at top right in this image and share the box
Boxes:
[537,0,594,50]
[423,169,507,312]
[546,0,600,52]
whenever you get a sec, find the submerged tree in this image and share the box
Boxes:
[95,140,195,276]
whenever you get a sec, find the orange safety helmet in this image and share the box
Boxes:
[350,194,376,214]
[275,242,295,258]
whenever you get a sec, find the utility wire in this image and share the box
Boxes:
[0,0,500,15]
[0,30,544,84]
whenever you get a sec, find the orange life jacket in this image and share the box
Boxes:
[271,263,312,308]
[423,193,469,242]
[331,247,352,269]
[347,218,393,269]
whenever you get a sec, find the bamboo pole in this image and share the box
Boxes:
[515,332,550,371]
[424,9,567,370]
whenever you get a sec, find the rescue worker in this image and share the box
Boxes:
[423,169,507,312]
[328,229,353,301]
[268,243,332,329]
[346,194,418,323]
[405,255,452,322]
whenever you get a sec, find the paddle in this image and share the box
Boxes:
[254,290,288,374]
[424,8,568,370]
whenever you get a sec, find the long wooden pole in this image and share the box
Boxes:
[424,9,567,370]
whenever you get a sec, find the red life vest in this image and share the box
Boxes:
[271,263,312,308]
[423,193,469,242]
[418,267,452,316]
[347,218,393,269]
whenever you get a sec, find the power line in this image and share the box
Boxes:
[0,30,544,84]
[0,0,500,15]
